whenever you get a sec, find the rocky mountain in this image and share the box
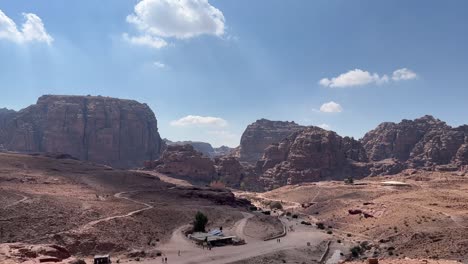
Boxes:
[164,139,234,158]
[256,127,368,188]
[0,95,163,168]
[362,115,468,168]
[213,145,235,157]
[238,119,305,162]
[151,144,216,182]
[0,108,16,150]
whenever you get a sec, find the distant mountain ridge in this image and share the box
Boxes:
[163,138,234,158]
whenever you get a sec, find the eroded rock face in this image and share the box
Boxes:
[0,108,16,149]
[214,157,245,187]
[257,127,368,188]
[239,119,305,162]
[154,145,216,182]
[164,140,234,158]
[362,115,468,168]
[0,95,162,168]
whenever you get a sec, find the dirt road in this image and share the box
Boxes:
[144,213,328,264]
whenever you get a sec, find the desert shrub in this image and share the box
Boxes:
[193,211,208,232]
[350,245,363,257]
[262,211,271,215]
[337,239,342,243]
[270,201,283,210]
[286,212,291,216]
[249,206,258,211]
[347,233,352,237]
[292,214,298,219]
[327,230,333,234]
[316,222,325,230]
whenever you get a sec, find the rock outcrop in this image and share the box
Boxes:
[362,115,468,169]
[164,140,234,158]
[0,95,162,168]
[257,127,368,189]
[0,108,16,150]
[213,145,234,157]
[239,119,304,162]
[153,145,216,182]
[214,157,245,187]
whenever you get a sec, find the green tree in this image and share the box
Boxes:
[193,211,208,232]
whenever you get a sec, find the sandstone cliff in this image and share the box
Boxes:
[153,144,216,182]
[257,127,368,188]
[238,119,304,162]
[0,108,16,150]
[0,95,162,168]
[361,115,468,168]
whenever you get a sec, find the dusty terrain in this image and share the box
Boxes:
[0,152,249,263]
[238,170,468,262]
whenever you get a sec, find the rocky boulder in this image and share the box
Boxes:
[239,119,304,162]
[0,95,162,168]
[154,145,216,182]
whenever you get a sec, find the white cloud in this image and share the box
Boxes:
[320,68,418,88]
[122,33,167,49]
[392,68,417,81]
[0,10,53,45]
[320,101,343,113]
[319,69,388,88]
[153,61,166,68]
[170,115,227,127]
[124,0,225,49]
[318,124,331,130]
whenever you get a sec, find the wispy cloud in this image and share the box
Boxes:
[319,69,388,88]
[170,115,228,127]
[320,101,343,113]
[153,61,166,68]
[392,68,418,81]
[319,68,417,88]
[0,10,53,45]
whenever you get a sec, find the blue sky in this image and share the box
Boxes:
[1,0,467,147]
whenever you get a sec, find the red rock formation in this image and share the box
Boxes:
[0,95,162,168]
[214,157,245,187]
[238,119,304,162]
[257,127,368,189]
[154,144,216,182]
[362,115,468,168]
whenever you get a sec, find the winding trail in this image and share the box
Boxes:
[78,191,153,232]
[3,193,29,209]
[233,212,254,240]
[24,190,154,243]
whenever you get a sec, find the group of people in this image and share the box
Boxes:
[276,238,281,243]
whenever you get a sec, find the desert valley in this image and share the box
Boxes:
[0,95,467,264]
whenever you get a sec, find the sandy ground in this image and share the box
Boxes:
[0,152,247,263]
[237,171,468,262]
